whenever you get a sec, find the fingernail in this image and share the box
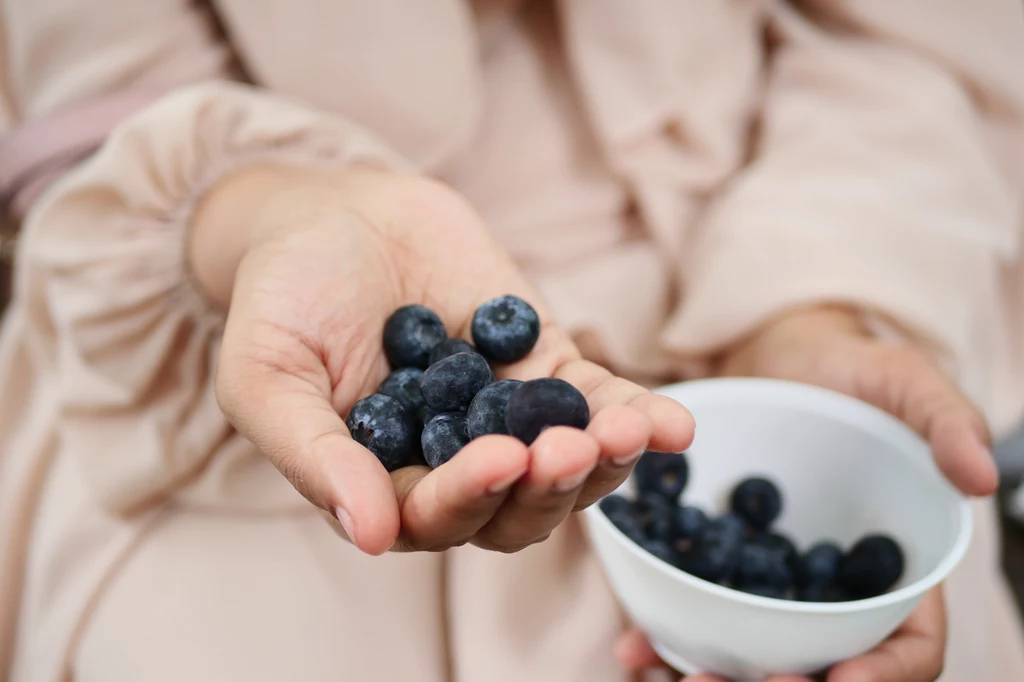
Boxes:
[611,447,646,467]
[333,506,355,541]
[488,470,524,495]
[553,467,594,494]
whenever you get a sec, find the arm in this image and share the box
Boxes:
[664,0,1024,425]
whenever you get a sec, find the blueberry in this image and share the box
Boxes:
[674,506,709,541]
[599,494,632,518]
[740,584,791,600]
[679,516,744,583]
[797,542,844,588]
[798,582,849,603]
[377,367,426,416]
[346,394,419,472]
[504,378,590,444]
[419,404,440,426]
[840,534,905,599]
[383,305,447,369]
[471,295,541,363]
[420,352,493,412]
[631,495,673,532]
[641,539,680,567]
[466,379,523,438]
[607,510,646,545]
[428,338,479,366]
[733,542,795,590]
[646,506,677,545]
[714,513,751,544]
[756,531,800,570]
[634,451,689,502]
[421,412,471,469]
[730,477,783,531]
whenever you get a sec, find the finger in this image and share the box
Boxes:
[614,629,664,671]
[216,360,399,555]
[391,435,529,551]
[684,675,731,682]
[556,358,696,454]
[926,405,997,497]
[474,426,600,552]
[495,323,695,455]
[828,588,946,682]
[573,404,652,510]
[764,676,816,682]
[863,347,997,496]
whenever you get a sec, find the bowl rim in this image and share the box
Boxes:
[584,377,974,615]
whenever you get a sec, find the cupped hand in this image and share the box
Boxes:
[613,304,992,682]
[199,167,694,556]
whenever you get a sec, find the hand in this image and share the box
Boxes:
[614,305,994,682]
[191,166,695,556]
[616,587,946,682]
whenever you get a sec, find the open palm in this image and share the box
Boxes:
[215,172,695,555]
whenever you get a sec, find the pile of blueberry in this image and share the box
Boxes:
[600,452,906,602]
[346,295,590,471]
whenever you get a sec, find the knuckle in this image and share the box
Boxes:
[275,452,308,494]
[472,535,526,554]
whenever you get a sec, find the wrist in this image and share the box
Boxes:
[188,164,394,309]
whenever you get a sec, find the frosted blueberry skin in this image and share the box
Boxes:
[504,377,589,445]
[428,338,479,365]
[471,295,540,364]
[383,304,447,369]
[377,367,426,417]
[422,412,471,469]
[346,393,419,472]
[420,351,493,412]
[466,379,523,439]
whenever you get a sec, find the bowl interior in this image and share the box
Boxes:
[620,379,971,593]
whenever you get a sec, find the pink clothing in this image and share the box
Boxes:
[1,1,1024,680]
[0,93,159,217]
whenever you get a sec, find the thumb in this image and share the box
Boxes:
[216,359,399,555]
[864,347,998,497]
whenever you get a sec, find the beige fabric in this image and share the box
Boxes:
[1,0,1024,680]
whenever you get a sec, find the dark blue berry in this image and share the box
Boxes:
[419,404,440,426]
[346,394,419,472]
[840,535,905,599]
[599,493,631,518]
[674,506,709,542]
[740,584,791,600]
[421,412,471,469]
[466,379,522,438]
[383,305,447,369]
[428,338,479,366]
[756,531,800,570]
[646,505,677,545]
[798,582,849,603]
[715,513,751,544]
[471,295,541,363]
[504,378,590,444]
[730,477,783,531]
[797,542,844,588]
[631,495,673,538]
[641,539,680,567]
[607,510,646,545]
[377,367,426,416]
[679,516,744,583]
[733,542,795,591]
[634,451,689,502]
[420,352,493,412]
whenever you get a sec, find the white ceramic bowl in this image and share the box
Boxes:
[584,378,972,681]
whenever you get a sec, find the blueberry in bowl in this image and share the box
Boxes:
[584,378,972,681]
